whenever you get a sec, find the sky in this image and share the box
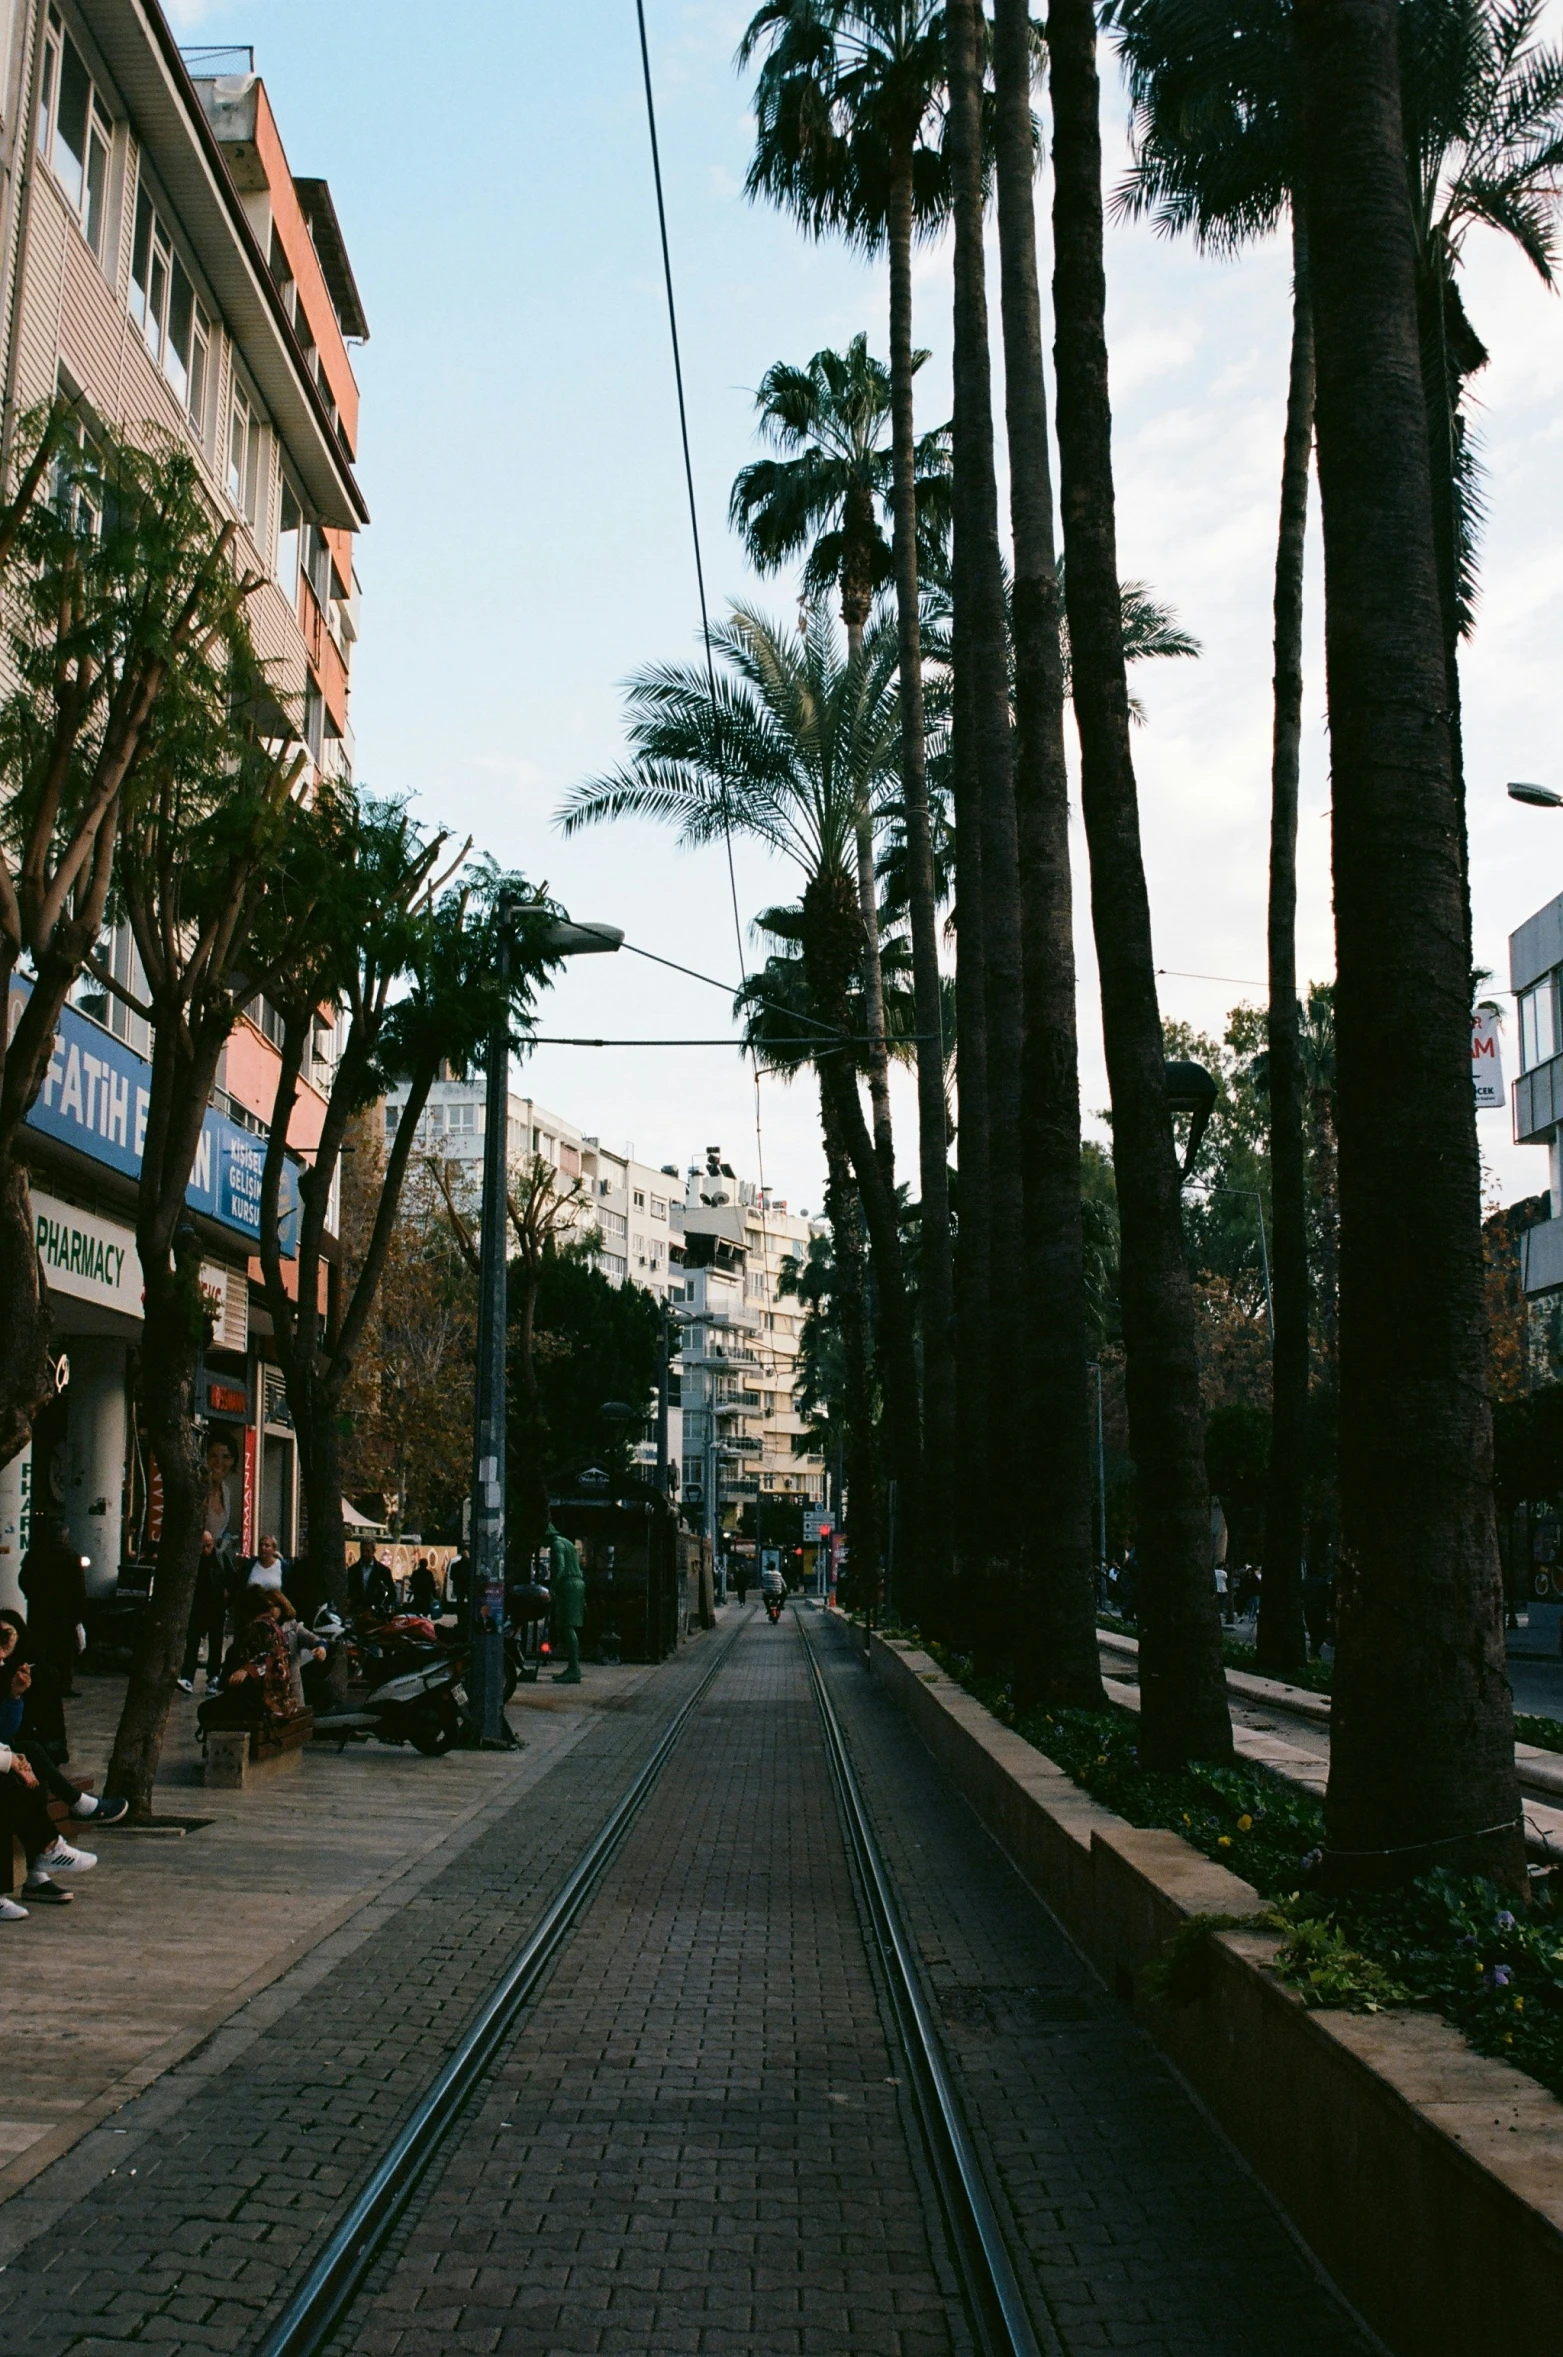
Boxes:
[168,0,1563,1215]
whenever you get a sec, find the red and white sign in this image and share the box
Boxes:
[1473,1004,1506,1111]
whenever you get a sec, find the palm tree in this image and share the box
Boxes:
[557,603,925,1582]
[1049,0,1233,1769]
[1109,0,1310,1672]
[990,0,1105,1709]
[731,333,951,1185]
[1111,0,1563,1671]
[945,0,1027,1622]
[739,0,956,1596]
[1295,0,1520,1886]
[736,916,883,1600]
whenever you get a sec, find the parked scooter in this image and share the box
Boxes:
[311,1615,467,1755]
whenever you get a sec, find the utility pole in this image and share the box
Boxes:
[465,909,623,1745]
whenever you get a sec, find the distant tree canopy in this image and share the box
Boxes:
[515,1248,662,1497]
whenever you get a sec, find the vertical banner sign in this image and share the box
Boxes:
[1473,1004,1506,1110]
[241,1427,257,1558]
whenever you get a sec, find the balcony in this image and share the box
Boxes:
[1515,1052,1563,1146]
[1522,1215,1563,1297]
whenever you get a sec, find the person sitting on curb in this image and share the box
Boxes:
[274,1593,326,1711]
[0,1678,97,1920]
[0,1626,127,1825]
[548,1524,585,1685]
[199,1593,294,1733]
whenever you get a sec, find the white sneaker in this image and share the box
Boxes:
[176,1676,194,1694]
[0,1894,27,1920]
[37,1836,96,1872]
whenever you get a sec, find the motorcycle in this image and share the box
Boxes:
[763,1590,784,1624]
[311,1616,467,1755]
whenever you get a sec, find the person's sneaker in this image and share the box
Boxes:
[71,1793,128,1825]
[176,1676,194,1694]
[0,1894,28,1920]
[37,1837,96,1872]
[21,1876,71,1903]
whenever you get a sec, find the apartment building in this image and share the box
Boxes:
[678,1147,826,1542]
[0,8,367,1607]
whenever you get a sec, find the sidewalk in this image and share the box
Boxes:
[0,1653,668,2203]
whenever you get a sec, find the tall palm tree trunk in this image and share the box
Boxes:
[1257,202,1315,1678]
[842,597,896,1188]
[1048,0,1232,1768]
[887,145,956,1608]
[803,868,922,1592]
[1295,0,1519,1886]
[821,1082,882,1609]
[993,0,1104,1710]
[949,0,1027,1602]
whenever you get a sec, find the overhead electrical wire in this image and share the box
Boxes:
[635,0,779,1267]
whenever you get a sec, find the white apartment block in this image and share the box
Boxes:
[678,1147,826,1538]
[381,1090,827,1528]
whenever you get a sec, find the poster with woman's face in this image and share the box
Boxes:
[205,1427,240,1543]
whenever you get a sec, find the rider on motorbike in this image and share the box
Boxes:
[759,1562,786,1621]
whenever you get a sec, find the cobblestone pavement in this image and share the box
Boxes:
[812,1613,1374,2357]
[2,1606,1378,2356]
[0,1624,745,2354]
[328,1608,969,2357]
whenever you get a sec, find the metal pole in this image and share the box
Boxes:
[656,1304,670,1495]
[1092,1363,1106,1579]
[1253,1191,1275,1337]
[467,897,515,1747]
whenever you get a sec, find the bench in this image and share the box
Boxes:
[203,1709,314,1790]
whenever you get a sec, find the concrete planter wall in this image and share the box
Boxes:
[867,1631,1563,2357]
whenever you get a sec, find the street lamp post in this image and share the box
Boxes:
[464,908,622,1746]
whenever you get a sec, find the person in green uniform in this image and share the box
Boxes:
[549,1524,585,1684]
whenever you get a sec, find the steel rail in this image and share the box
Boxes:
[796,1609,1053,2357]
[256,1625,744,2357]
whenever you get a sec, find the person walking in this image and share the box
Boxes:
[407,1557,438,1618]
[548,1524,585,1685]
[177,1532,229,1694]
[349,1537,396,1622]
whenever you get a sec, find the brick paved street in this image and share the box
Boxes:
[0,1606,1378,2356]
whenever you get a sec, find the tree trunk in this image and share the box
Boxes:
[949,0,1026,1606]
[821,1082,881,1613]
[803,868,922,1584]
[1296,0,1520,1886]
[0,1148,51,1470]
[886,145,956,1606]
[993,0,1104,1710]
[1048,0,1232,1768]
[842,584,895,1188]
[106,1239,207,1816]
[1257,203,1316,1679]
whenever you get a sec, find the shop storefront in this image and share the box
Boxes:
[3,980,301,1609]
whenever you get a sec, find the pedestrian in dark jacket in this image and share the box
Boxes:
[19,1520,87,1751]
[349,1539,396,1620]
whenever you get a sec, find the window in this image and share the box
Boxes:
[39,15,111,259]
[651,1196,667,1220]
[384,1104,400,1134]
[447,1102,476,1135]
[303,521,331,606]
[1522,980,1558,1073]
[227,380,263,526]
[276,478,302,603]
[633,1189,645,1211]
[130,182,211,432]
[302,679,324,766]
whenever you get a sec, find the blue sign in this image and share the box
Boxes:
[11,982,299,1256]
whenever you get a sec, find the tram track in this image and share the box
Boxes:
[252,1604,1054,2357]
[256,1624,745,2357]
[796,1607,1055,2357]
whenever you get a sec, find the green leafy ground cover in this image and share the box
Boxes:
[1515,1713,1563,1756]
[904,1631,1563,2102]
